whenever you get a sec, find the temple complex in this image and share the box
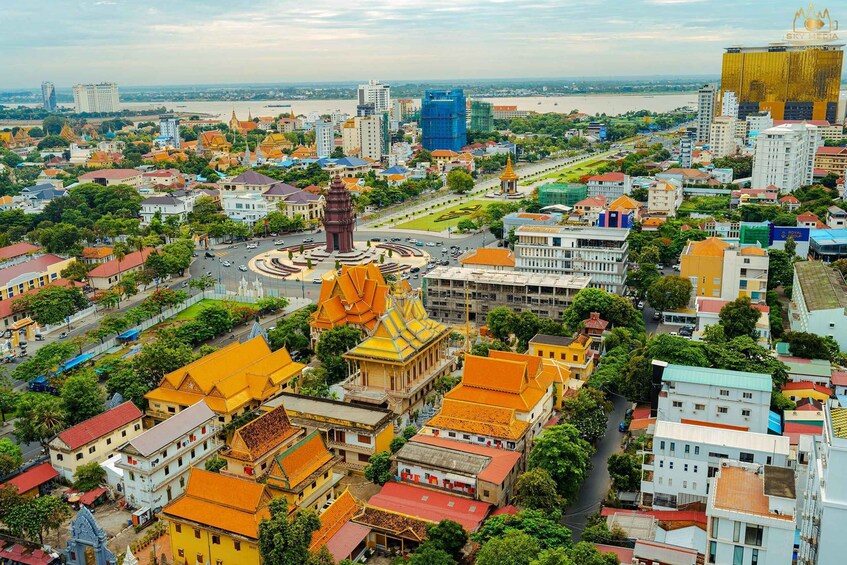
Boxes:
[310,263,390,345]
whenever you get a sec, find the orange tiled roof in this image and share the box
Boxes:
[267,431,335,491]
[641,218,665,227]
[427,399,529,440]
[713,466,793,521]
[443,353,548,412]
[687,237,729,257]
[161,469,271,539]
[740,246,767,256]
[459,248,515,268]
[222,403,301,462]
[311,489,360,551]
[311,264,389,332]
[81,247,113,259]
[352,506,430,541]
[608,195,640,211]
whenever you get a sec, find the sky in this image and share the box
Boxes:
[0,0,839,88]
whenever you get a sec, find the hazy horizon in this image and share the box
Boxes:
[0,0,844,89]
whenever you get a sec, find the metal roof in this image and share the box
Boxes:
[119,401,215,457]
[662,363,772,392]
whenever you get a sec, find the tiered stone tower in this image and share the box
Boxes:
[323,174,355,253]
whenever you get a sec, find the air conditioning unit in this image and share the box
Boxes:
[813,517,820,526]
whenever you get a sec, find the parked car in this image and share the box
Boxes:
[672,264,681,271]
[205,271,213,277]
[238,265,248,272]
[273,239,285,246]
[653,311,662,321]
[59,332,69,339]
[636,301,645,310]
[415,241,425,247]
[312,278,322,284]
[410,267,420,273]
[426,242,436,247]
[618,421,628,433]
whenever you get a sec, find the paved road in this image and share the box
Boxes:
[562,392,629,540]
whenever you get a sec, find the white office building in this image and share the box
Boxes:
[710,116,738,158]
[72,82,120,113]
[707,463,796,565]
[358,79,390,114]
[117,401,220,510]
[357,115,383,161]
[721,90,739,119]
[314,120,334,159]
[790,260,847,351]
[697,84,717,143]
[586,172,632,200]
[158,115,180,148]
[679,134,694,168]
[514,225,629,294]
[222,191,270,226]
[798,406,847,564]
[654,362,772,434]
[752,123,822,192]
[643,421,789,510]
[140,192,195,226]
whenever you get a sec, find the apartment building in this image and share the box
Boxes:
[118,401,220,510]
[514,225,628,294]
[814,146,847,176]
[73,82,120,113]
[423,266,590,325]
[643,421,789,510]
[709,116,738,158]
[681,237,769,304]
[790,260,847,351]
[751,123,823,193]
[585,172,631,200]
[647,178,683,217]
[653,362,772,434]
[697,84,717,143]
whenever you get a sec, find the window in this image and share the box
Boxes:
[672,401,683,408]
[88,446,96,454]
[733,521,741,542]
[175,524,182,533]
[669,462,674,469]
[463,434,470,440]
[164,465,170,476]
[695,403,705,410]
[178,549,184,558]
[710,517,719,537]
[660,441,665,450]
[670,442,675,451]
[684,444,690,454]
[216,561,223,565]
[751,549,759,565]
[683,481,687,488]
[134,423,141,431]
[234,541,241,551]
[122,430,127,437]
[745,525,763,546]
[129,471,135,481]
[743,392,753,399]
[742,409,751,417]
[357,434,371,444]
[56,454,63,461]
[76,453,84,460]
[733,546,743,565]
[212,535,220,545]
[194,529,201,539]
[197,554,204,564]
[739,452,754,463]
[719,389,730,396]
[106,438,111,445]
[659,460,664,468]
[695,446,700,455]
[717,407,728,414]
[694,465,698,473]
[178,457,183,467]
[684,464,688,472]
[448,432,456,438]
[358,453,369,462]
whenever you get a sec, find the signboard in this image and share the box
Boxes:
[786,4,839,42]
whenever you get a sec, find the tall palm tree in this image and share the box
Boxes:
[112,242,128,304]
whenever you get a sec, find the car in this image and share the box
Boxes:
[625,408,634,419]
[653,311,662,321]
[205,251,216,258]
[303,237,314,243]
[415,241,424,247]
[312,278,322,284]
[181,281,189,288]
[436,241,443,246]
[269,232,278,237]
[426,242,436,247]
[405,237,412,241]
[246,243,258,250]
[657,264,665,270]
[410,267,420,273]
[238,265,248,272]
[391,237,401,242]
[636,301,645,310]
[222,261,232,267]
[370,237,381,242]
[440,260,449,266]
[441,249,448,254]
[59,332,69,339]
[670,331,678,337]
[273,239,285,246]
[618,421,628,433]
[205,271,213,277]
[191,252,198,257]
[672,264,681,271]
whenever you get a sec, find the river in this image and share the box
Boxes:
[1,93,696,127]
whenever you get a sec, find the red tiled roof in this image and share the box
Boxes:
[0,254,68,286]
[783,422,823,445]
[831,371,847,387]
[0,242,40,261]
[697,298,769,314]
[410,435,521,484]
[783,381,833,396]
[797,212,820,222]
[600,507,707,526]
[588,172,626,182]
[779,195,800,203]
[79,487,109,506]
[2,462,58,494]
[594,544,635,563]
[491,505,519,516]
[366,482,492,532]
[796,398,823,411]
[56,401,142,450]
[632,407,651,420]
[816,146,847,155]
[88,248,153,279]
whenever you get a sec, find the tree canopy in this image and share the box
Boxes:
[527,423,594,504]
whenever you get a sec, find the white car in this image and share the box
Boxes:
[426,242,436,247]
[273,239,285,246]
[246,243,259,250]
[222,261,232,267]
[238,265,248,272]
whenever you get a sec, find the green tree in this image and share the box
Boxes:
[626,263,660,298]
[767,249,794,290]
[307,546,337,565]
[0,438,23,476]
[646,276,692,312]
[61,372,105,425]
[0,484,23,520]
[364,451,392,485]
[402,425,417,440]
[514,468,563,512]
[74,461,107,491]
[389,436,407,453]
[446,169,474,194]
[36,135,69,150]
[409,545,456,565]
[106,365,151,409]
[476,530,541,565]
[607,452,641,492]
[13,393,66,446]
[11,284,88,326]
[131,339,197,391]
[560,388,610,443]
[188,274,216,297]
[0,387,18,423]
[486,306,517,342]
[783,331,833,360]
[581,520,628,546]
[456,218,477,232]
[513,310,541,350]
[315,325,362,384]
[719,296,760,339]
[60,260,91,282]
[4,494,70,544]
[258,498,321,565]
[204,456,227,473]
[564,542,620,565]
[425,519,468,558]
[527,424,594,503]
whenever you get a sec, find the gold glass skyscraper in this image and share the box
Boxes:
[720,43,843,122]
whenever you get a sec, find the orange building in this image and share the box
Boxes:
[309,488,366,562]
[196,130,232,157]
[310,264,390,344]
[265,431,341,514]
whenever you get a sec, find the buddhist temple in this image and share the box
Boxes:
[341,288,454,422]
[218,403,305,479]
[196,130,231,157]
[310,263,390,344]
[290,144,317,159]
[265,431,342,513]
[499,154,519,195]
[258,132,294,159]
[228,110,257,134]
[144,337,304,423]
[59,123,77,142]
[323,174,356,253]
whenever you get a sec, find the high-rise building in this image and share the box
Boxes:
[697,84,717,143]
[720,90,739,118]
[752,123,823,192]
[357,79,390,114]
[41,81,56,113]
[72,82,120,113]
[158,114,180,148]
[358,115,382,161]
[314,120,334,159]
[678,132,694,168]
[709,116,738,158]
[421,89,467,153]
[469,100,494,132]
[720,43,843,121]
[356,103,375,118]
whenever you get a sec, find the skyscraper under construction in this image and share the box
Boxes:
[720,42,843,122]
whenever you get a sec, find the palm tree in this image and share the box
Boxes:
[112,242,128,304]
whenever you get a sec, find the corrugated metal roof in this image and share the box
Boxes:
[662,363,772,392]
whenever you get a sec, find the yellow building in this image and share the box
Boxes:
[160,468,269,565]
[341,289,454,421]
[528,333,594,380]
[265,431,341,514]
[144,337,304,423]
[681,237,769,304]
[258,132,294,159]
[196,130,232,158]
[720,43,843,121]
[0,254,74,301]
[219,403,305,480]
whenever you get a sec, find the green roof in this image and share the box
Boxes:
[795,260,847,312]
[779,358,831,378]
[663,364,772,392]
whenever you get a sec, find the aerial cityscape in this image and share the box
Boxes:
[0,1,846,565]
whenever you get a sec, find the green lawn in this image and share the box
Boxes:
[174,299,226,321]
[394,199,492,231]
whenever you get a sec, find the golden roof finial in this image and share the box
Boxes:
[499,154,518,182]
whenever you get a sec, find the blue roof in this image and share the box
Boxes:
[335,157,368,167]
[380,165,410,176]
[59,353,95,372]
[810,228,847,245]
[662,364,772,392]
[768,410,783,435]
[116,329,141,340]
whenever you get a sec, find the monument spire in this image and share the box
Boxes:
[322,174,355,253]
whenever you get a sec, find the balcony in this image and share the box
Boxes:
[327,439,375,456]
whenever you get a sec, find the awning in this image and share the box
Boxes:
[768,410,783,435]
[79,487,108,507]
[116,329,141,340]
[59,353,95,372]
[326,522,370,562]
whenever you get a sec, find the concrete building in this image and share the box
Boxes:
[421,89,467,152]
[158,114,180,148]
[752,123,823,192]
[790,260,847,351]
[585,172,631,200]
[643,421,789,510]
[514,225,629,294]
[48,401,144,481]
[140,192,195,225]
[528,333,594,381]
[77,168,143,188]
[357,116,382,161]
[117,401,220,510]
[815,146,847,176]
[720,90,739,118]
[457,248,516,271]
[798,406,847,564]
[222,191,270,226]
[678,133,694,168]
[647,178,683,217]
[72,82,120,113]
[707,464,795,565]
[314,120,334,159]
[41,81,56,112]
[697,84,717,143]
[681,237,769,303]
[87,248,152,291]
[358,80,390,114]
[709,116,738,158]
[654,362,773,434]
[0,253,73,300]
[423,266,590,325]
